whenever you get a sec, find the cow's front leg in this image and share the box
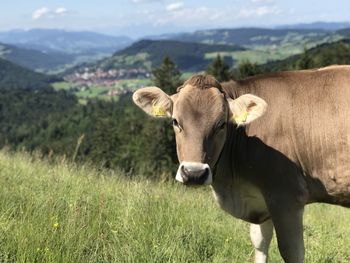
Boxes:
[250,219,273,263]
[270,207,305,263]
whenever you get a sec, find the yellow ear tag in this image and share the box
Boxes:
[152,105,166,117]
[233,111,248,124]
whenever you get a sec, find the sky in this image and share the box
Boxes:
[1,0,350,37]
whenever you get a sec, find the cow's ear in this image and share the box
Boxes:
[133,87,173,118]
[228,94,267,126]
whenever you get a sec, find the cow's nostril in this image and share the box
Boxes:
[181,165,189,180]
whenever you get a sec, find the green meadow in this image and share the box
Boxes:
[0,151,349,262]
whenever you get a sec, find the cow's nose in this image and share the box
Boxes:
[175,162,212,185]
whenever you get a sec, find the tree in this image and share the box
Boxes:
[206,54,231,82]
[294,47,314,70]
[152,56,182,94]
[234,59,261,80]
[135,56,183,178]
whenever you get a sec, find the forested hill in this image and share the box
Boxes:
[82,39,245,72]
[0,42,73,72]
[0,58,59,90]
[259,39,350,72]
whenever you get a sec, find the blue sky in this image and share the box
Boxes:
[1,0,350,37]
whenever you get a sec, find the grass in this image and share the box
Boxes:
[52,81,73,91]
[0,151,349,262]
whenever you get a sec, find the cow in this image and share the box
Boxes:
[132,65,350,263]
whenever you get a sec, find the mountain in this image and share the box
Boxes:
[0,29,133,55]
[258,39,350,73]
[169,27,335,46]
[0,58,59,90]
[0,42,73,72]
[74,39,245,72]
[276,22,350,31]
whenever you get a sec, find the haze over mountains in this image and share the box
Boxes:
[0,29,132,54]
[0,21,350,74]
[70,23,350,74]
[0,29,133,73]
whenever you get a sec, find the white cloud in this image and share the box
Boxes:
[32,7,69,20]
[239,5,280,18]
[166,2,184,12]
[154,5,223,26]
[55,8,68,15]
[32,7,50,20]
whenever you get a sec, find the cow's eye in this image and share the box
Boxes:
[171,118,180,127]
[172,118,179,126]
[218,122,226,131]
[172,118,182,131]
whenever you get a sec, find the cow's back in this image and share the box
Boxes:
[224,66,350,206]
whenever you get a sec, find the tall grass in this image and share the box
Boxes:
[0,151,349,262]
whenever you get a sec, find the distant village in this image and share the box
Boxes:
[64,67,151,97]
[65,67,151,87]
[64,67,152,97]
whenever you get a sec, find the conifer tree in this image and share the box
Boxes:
[152,56,182,94]
[206,54,231,82]
[139,56,182,178]
[234,59,261,80]
[295,47,314,70]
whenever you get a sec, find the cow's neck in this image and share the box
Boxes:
[211,123,269,223]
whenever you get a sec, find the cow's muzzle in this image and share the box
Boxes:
[175,162,212,185]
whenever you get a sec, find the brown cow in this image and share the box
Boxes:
[133,65,350,263]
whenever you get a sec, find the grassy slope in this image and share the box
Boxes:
[0,151,349,262]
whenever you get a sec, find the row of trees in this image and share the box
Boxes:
[206,54,262,81]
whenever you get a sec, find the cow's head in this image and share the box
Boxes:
[133,75,267,185]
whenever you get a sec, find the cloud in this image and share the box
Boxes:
[238,5,280,18]
[32,7,69,20]
[32,7,50,20]
[166,2,184,12]
[154,6,223,26]
[55,8,68,15]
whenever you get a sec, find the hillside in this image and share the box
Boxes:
[259,39,350,72]
[168,28,338,46]
[0,151,349,262]
[147,27,345,67]
[0,58,59,90]
[0,29,132,54]
[74,39,245,72]
[337,28,350,38]
[277,22,350,31]
[0,42,73,72]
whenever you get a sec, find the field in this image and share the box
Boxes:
[0,151,349,262]
[52,78,152,102]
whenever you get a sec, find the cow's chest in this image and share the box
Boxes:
[211,180,269,224]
